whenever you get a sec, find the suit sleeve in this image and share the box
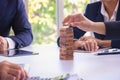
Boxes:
[10,0,33,48]
[111,40,120,48]
[104,21,120,48]
[104,21,120,39]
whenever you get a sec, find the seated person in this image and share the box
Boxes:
[0,0,33,53]
[57,0,120,51]
[0,61,28,80]
[63,13,120,51]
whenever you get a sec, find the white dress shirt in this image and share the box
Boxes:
[101,1,119,22]
[5,37,15,49]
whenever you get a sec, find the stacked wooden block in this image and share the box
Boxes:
[59,26,74,60]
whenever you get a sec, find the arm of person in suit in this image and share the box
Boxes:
[62,13,105,34]
[104,21,120,48]
[9,0,33,49]
[79,36,111,51]
[105,21,120,38]
[90,22,120,48]
[63,13,120,50]
[57,2,100,47]
[70,17,120,49]
[72,21,112,51]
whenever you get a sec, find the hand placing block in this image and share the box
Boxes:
[59,26,74,60]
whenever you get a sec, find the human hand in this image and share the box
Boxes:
[80,36,100,51]
[0,61,29,80]
[82,39,99,51]
[63,13,94,32]
[0,36,8,53]
[62,13,86,26]
[74,39,99,52]
[74,40,85,50]
[80,36,98,41]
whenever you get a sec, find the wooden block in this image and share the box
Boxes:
[59,26,74,60]
[60,55,73,60]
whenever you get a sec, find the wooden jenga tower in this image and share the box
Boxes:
[59,26,74,60]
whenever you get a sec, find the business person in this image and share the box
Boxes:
[63,13,120,51]
[0,0,33,53]
[0,61,28,80]
[84,0,120,38]
[57,0,120,51]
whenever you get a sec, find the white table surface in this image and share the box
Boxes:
[0,44,120,80]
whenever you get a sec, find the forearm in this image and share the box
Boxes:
[74,40,85,50]
[91,22,106,35]
[98,40,111,48]
[10,30,33,48]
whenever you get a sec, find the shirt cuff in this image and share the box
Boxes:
[5,37,15,49]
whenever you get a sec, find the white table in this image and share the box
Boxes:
[0,44,120,80]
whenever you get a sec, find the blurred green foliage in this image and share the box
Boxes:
[28,0,56,45]
[64,0,89,16]
[28,0,89,45]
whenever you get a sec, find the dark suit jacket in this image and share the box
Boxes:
[57,1,120,48]
[0,0,33,48]
[105,21,120,48]
[84,1,120,40]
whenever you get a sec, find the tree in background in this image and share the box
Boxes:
[28,0,89,45]
[28,0,56,45]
